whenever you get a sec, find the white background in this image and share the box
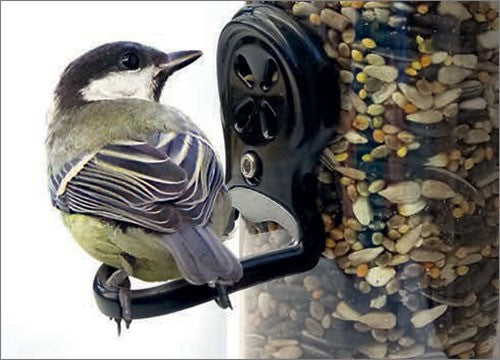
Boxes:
[1,1,244,358]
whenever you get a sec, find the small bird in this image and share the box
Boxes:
[46,41,243,332]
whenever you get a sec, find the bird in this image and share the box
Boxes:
[46,41,243,333]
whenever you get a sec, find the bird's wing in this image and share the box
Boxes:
[49,132,224,233]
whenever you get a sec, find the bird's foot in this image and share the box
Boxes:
[209,281,233,310]
[106,269,132,335]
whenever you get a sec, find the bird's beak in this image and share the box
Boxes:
[156,50,203,75]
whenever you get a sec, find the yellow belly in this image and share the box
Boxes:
[61,213,181,282]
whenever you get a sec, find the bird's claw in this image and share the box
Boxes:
[118,282,132,326]
[106,269,132,335]
[213,282,232,310]
[114,317,122,336]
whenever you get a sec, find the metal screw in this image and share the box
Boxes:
[240,152,259,180]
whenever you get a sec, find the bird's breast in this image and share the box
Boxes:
[61,212,182,282]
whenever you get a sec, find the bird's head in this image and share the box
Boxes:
[53,41,202,112]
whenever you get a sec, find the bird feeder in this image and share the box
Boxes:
[93,1,338,319]
[94,2,499,358]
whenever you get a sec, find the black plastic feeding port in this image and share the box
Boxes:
[93,3,340,320]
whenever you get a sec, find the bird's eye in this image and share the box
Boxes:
[120,52,140,70]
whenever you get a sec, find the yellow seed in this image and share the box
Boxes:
[455,247,467,259]
[344,228,357,243]
[362,38,377,49]
[309,13,321,25]
[348,218,363,231]
[366,104,385,116]
[478,71,490,83]
[444,56,453,66]
[372,129,385,143]
[356,72,367,83]
[351,241,364,251]
[404,102,418,114]
[459,201,470,214]
[420,54,432,68]
[411,61,422,70]
[418,39,433,54]
[398,224,410,234]
[452,207,464,219]
[416,35,424,45]
[334,152,349,162]
[464,158,475,170]
[322,213,333,226]
[456,265,469,276]
[372,232,384,245]
[481,245,492,257]
[340,1,352,6]
[359,89,367,100]
[474,13,486,22]
[428,267,441,279]
[351,49,364,62]
[340,176,351,186]
[356,264,369,278]
[353,114,370,130]
[325,237,336,248]
[397,146,408,158]
[362,154,374,162]
[331,228,344,241]
[417,4,428,14]
[388,229,401,240]
[405,67,418,76]
[449,149,461,161]
[397,131,415,144]
[372,116,384,129]
[393,92,408,108]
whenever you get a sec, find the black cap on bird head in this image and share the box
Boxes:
[54,41,202,111]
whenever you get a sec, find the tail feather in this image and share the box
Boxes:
[160,226,243,285]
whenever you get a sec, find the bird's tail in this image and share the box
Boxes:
[160,225,243,285]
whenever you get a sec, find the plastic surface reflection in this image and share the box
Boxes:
[240,1,499,359]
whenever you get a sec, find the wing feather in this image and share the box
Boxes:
[50,131,224,233]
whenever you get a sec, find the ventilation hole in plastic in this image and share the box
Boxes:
[234,54,255,88]
[259,100,278,139]
[234,97,255,133]
[261,59,279,92]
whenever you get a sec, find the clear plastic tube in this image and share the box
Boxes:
[240,1,499,359]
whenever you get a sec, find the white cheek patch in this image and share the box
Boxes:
[80,66,157,102]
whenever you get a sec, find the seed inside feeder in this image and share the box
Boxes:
[241,2,499,359]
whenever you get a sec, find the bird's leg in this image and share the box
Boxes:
[209,280,232,310]
[105,253,136,334]
[106,268,129,287]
